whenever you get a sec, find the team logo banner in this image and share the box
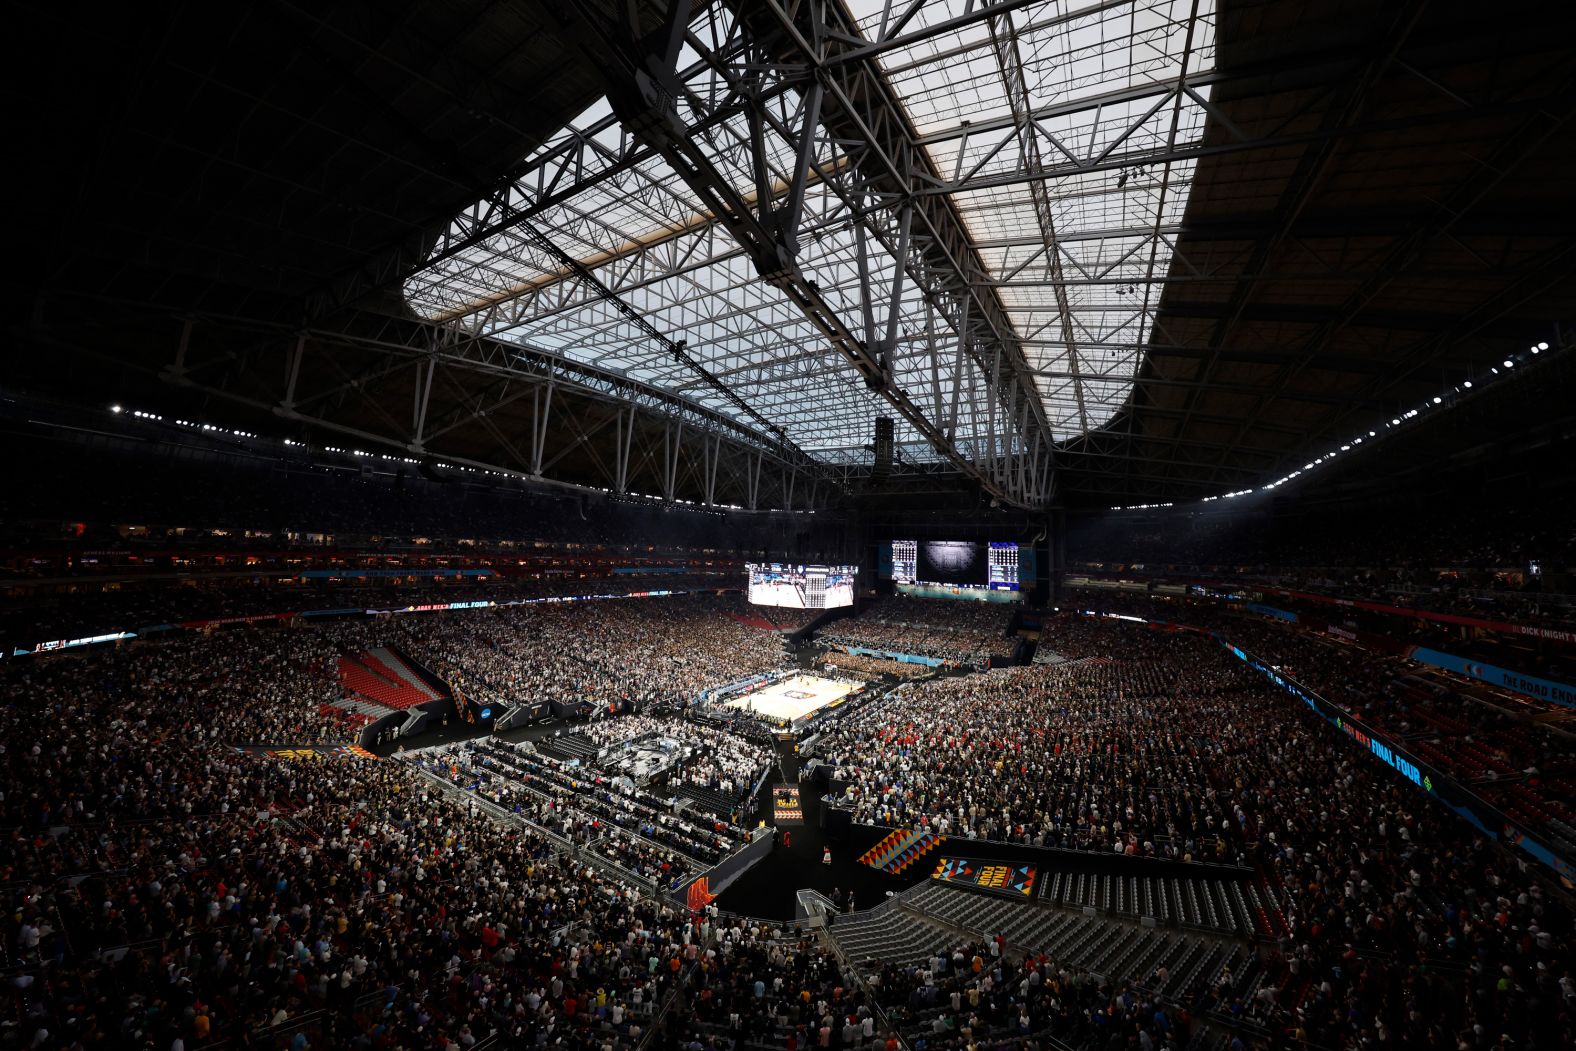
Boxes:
[932,857,1037,897]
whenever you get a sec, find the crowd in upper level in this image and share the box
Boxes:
[820,638,1275,856]
[819,596,1017,666]
[398,595,791,716]
[1067,491,1576,579]
[3,421,848,560]
[1044,594,1576,858]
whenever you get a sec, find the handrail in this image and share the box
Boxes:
[895,886,1270,1051]
[817,919,912,1051]
[449,743,728,866]
[820,818,1252,875]
[204,1008,330,1050]
[411,765,575,854]
[637,959,696,1051]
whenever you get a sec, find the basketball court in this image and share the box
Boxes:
[726,673,858,724]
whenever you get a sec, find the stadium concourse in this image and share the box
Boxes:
[6,0,1576,1049]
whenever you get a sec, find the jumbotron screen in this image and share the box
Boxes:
[893,540,1020,592]
[747,563,856,609]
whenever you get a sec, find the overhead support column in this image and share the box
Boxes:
[614,407,636,495]
[411,356,436,451]
[662,420,685,502]
[702,433,721,507]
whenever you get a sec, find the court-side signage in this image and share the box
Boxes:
[932,857,1037,897]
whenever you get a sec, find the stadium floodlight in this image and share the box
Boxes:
[1503,360,1514,368]
[110,404,121,413]
[1463,381,1472,388]
[1433,396,1442,404]
[1537,341,1549,350]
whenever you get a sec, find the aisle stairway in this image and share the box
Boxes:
[827,882,1258,1045]
[539,732,599,763]
[857,827,943,874]
[337,652,432,710]
[366,647,443,701]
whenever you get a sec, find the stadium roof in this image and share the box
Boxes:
[402,0,1213,466]
[10,0,1574,512]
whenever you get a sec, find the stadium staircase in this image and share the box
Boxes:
[832,882,1260,1046]
[724,610,777,631]
[320,698,381,730]
[336,649,442,710]
[825,881,1262,1048]
[538,732,600,763]
[332,696,390,719]
[1037,867,1273,942]
[857,827,943,874]
[672,784,739,821]
[369,647,444,700]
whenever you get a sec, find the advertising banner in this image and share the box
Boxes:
[837,645,947,668]
[1257,587,1576,644]
[1406,648,1576,709]
[1222,639,1573,885]
[931,857,1038,898]
[29,630,137,653]
[178,612,298,629]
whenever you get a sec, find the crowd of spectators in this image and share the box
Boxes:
[1,626,357,748]
[1046,593,1576,857]
[582,716,773,805]
[818,621,1575,1049]
[667,925,888,1051]
[871,938,1209,1051]
[820,597,1017,666]
[3,529,1574,1050]
[0,638,758,1050]
[0,588,795,741]
[395,596,790,716]
[1057,580,1574,684]
[820,651,934,681]
[1217,619,1576,857]
[428,739,747,867]
[0,573,747,654]
[819,637,1278,857]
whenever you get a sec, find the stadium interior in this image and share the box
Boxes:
[3,1,1574,1050]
